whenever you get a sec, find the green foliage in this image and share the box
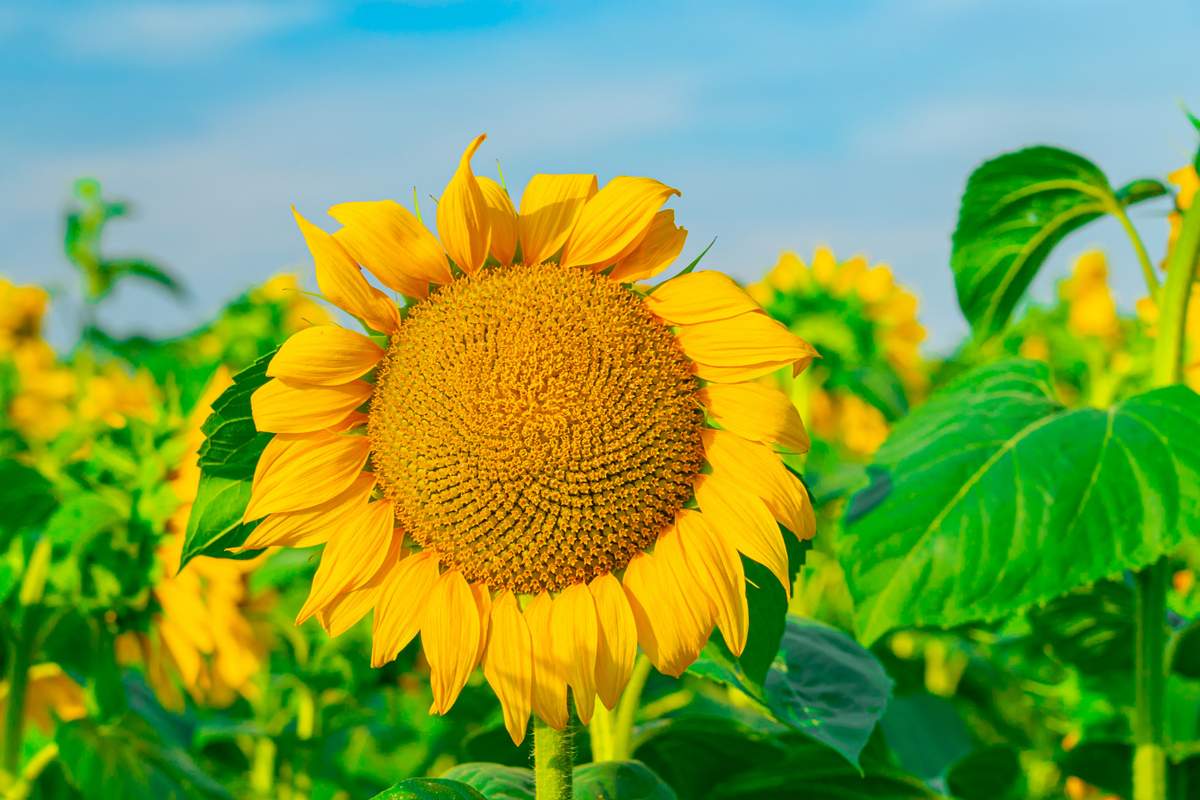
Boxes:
[572,760,678,799]
[840,359,1200,644]
[950,146,1163,336]
[179,475,261,569]
[440,763,535,799]
[197,350,275,480]
[370,778,488,799]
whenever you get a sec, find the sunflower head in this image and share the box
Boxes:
[238,134,817,744]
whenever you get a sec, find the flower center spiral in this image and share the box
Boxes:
[368,262,704,593]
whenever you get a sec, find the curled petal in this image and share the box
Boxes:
[676,509,748,656]
[329,200,451,297]
[244,432,371,520]
[437,134,491,274]
[318,532,404,637]
[371,550,440,667]
[693,473,790,595]
[296,500,395,623]
[609,210,688,283]
[700,382,810,453]
[238,472,376,550]
[293,209,400,333]
[703,429,815,541]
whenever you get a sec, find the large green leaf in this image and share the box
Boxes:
[179,474,261,570]
[572,760,677,799]
[951,146,1165,335]
[439,763,533,800]
[840,360,1200,644]
[197,349,275,480]
[0,459,55,544]
[763,619,892,767]
[370,779,487,800]
[1026,579,1134,675]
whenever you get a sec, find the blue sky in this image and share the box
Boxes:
[2,0,1197,351]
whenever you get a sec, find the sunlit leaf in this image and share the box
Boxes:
[370,778,487,800]
[438,763,533,800]
[951,146,1161,336]
[197,349,275,479]
[840,360,1200,644]
[179,474,261,570]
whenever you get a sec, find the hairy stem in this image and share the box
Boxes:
[534,717,573,800]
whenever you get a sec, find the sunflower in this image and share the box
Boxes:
[0,663,86,734]
[120,369,268,709]
[0,278,74,441]
[749,248,926,458]
[237,134,817,745]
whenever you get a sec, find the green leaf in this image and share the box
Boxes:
[0,460,55,543]
[1115,177,1170,206]
[439,763,533,800]
[879,693,973,783]
[179,474,260,570]
[44,494,123,546]
[946,746,1025,800]
[1026,579,1134,675]
[1058,741,1131,799]
[1170,619,1200,679]
[105,258,186,298]
[369,778,487,800]
[197,350,276,480]
[572,760,676,799]
[763,619,892,767]
[839,360,1200,644]
[950,146,1158,336]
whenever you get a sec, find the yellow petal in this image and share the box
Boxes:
[329,200,452,297]
[651,524,715,675]
[267,325,384,386]
[517,174,598,265]
[471,582,493,669]
[609,210,688,283]
[483,590,533,746]
[553,584,598,724]
[645,271,761,325]
[676,509,748,656]
[478,177,518,266]
[437,134,491,274]
[620,553,665,668]
[676,312,818,382]
[251,378,371,434]
[244,432,371,520]
[423,570,480,715]
[296,500,395,623]
[693,473,790,595]
[372,550,440,667]
[699,382,810,453]
[318,529,403,636]
[560,177,680,269]
[589,573,637,710]
[238,472,376,550]
[702,430,815,540]
[293,208,400,333]
[525,592,569,729]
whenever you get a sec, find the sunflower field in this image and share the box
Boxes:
[1,116,1199,800]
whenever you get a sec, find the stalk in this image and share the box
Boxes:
[1133,181,1200,800]
[1,643,30,778]
[533,717,573,800]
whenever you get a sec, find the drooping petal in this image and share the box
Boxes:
[620,553,665,668]
[702,430,816,541]
[372,550,440,667]
[483,591,533,746]
[560,177,680,269]
[699,382,810,453]
[437,134,491,274]
[609,210,688,283]
[244,432,372,520]
[471,582,493,668]
[296,500,395,623]
[318,532,403,637]
[423,570,481,715]
[553,583,598,724]
[675,311,818,383]
[293,209,400,333]
[478,177,518,266]
[650,524,715,676]
[267,325,384,386]
[329,200,452,297]
[693,473,790,595]
[525,592,569,729]
[589,573,637,710]
[517,174,597,265]
[238,472,376,550]
[676,509,748,656]
[645,271,761,325]
[251,378,371,434]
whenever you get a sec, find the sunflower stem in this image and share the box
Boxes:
[1,632,30,779]
[1109,199,1159,295]
[609,655,653,762]
[533,717,573,800]
[1133,169,1200,800]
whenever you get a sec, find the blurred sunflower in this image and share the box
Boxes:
[0,279,74,441]
[239,134,817,744]
[0,663,86,733]
[749,248,926,458]
[120,370,268,709]
[1166,163,1198,263]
